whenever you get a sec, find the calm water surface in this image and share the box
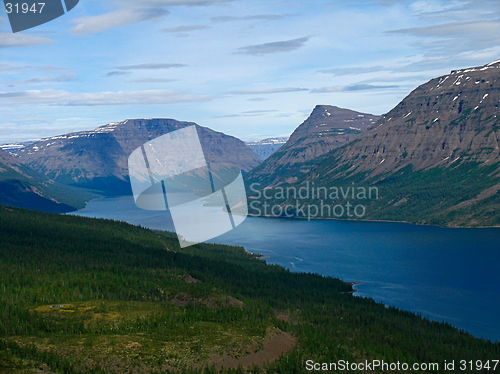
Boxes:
[70,195,500,342]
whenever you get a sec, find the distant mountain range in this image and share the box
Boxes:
[246,60,500,227]
[245,137,289,160]
[245,105,380,187]
[13,119,261,196]
[4,60,500,226]
[1,141,36,154]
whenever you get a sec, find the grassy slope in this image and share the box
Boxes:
[0,205,498,373]
[0,162,99,213]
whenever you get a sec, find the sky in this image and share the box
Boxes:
[2,0,500,143]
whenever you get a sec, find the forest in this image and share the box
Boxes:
[0,204,498,373]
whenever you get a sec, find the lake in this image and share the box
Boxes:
[70,195,500,342]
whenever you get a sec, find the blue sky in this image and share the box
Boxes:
[1,0,500,143]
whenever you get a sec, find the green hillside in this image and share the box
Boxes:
[0,205,498,373]
[0,150,98,213]
[246,157,500,227]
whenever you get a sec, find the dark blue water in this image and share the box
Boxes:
[70,196,500,342]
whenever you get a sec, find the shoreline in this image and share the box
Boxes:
[343,281,362,294]
[244,212,500,230]
[244,249,269,259]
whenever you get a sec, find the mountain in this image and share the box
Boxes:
[248,60,500,227]
[0,148,92,212]
[246,137,289,160]
[319,60,500,177]
[245,105,380,187]
[14,119,261,195]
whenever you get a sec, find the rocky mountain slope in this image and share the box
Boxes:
[15,119,261,195]
[245,105,379,187]
[320,60,500,179]
[249,60,500,227]
[0,148,91,212]
[246,137,289,160]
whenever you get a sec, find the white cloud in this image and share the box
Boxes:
[389,19,500,38]
[212,109,278,118]
[247,97,268,101]
[309,84,398,93]
[0,89,214,105]
[71,0,234,34]
[129,78,176,83]
[107,0,233,4]
[385,1,500,60]
[0,33,56,48]
[319,65,391,76]
[211,14,289,23]
[115,63,187,70]
[6,74,77,86]
[71,7,170,34]
[228,87,308,95]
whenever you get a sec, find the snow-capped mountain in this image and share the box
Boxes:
[246,137,289,160]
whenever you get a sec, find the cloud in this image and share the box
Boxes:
[70,0,234,33]
[359,74,431,84]
[212,109,278,118]
[115,63,187,70]
[236,36,310,55]
[247,97,268,101]
[6,74,77,86]
[112,0,233,4]
[71,8,170,34]
[211,14,289,23]
[15,117,52,124]
[243,110,278,114]
[384,0,500,20]
[129,78,176,83]
[309,84,398,93]
[0,63,24,72]
[106,71,131,77]
[227,87,308,95]
[388,19,500,39]
[0,89,214,106]
[162,24,210,33]
[319,65,391,76]
[0,33,56,48]
[0,64,66,75]
[393,47,500,73]
[385,3,500,58]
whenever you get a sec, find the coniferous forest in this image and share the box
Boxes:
[0,204,498,373]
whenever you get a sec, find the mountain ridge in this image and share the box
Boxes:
[321,60,500,180]
[245,105,380,187]
[246,60,500,227]
[14,118,261,195]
